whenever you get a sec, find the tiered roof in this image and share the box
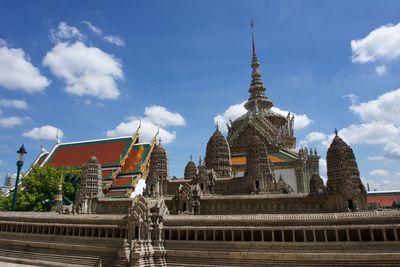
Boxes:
[32,129,155,199]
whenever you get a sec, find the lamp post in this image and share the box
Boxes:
[11,144,27,211]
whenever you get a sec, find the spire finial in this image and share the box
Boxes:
[158,136,162,145]
[190,154,193,161]
[244,20,273,112]
[56,129,61,144]
[216,121,219,131]
[250,19,256,55]
[334,128,338,136]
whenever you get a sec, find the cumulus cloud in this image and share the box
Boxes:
[81,21,125,47]
[0,116,23,128]
[369,169,390,177]
[0,99,28,109]
[23,125,63,141]
[214,101,311,133]
[299,131,328,146]
[104,35,125,47]
[214,101,247,133]
[106,105,185,144]
[375,65,387,75]
[0,46,50,92]
[106,119,177,144]
[271,107,312,130]
[351,22,400,63]
[302,88,400,162]
[82,21,102,35]
[51,22,85,42]
[43,42,123,99]
[319,159,327,182]
[144,105,185,127]
[350,88,400,125]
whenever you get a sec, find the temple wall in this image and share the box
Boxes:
[162,211,400,266]
[95,198,135,214]
[165,194,328,215]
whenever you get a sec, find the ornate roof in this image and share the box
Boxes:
[45,136,134,168]
[120,143,152,174]
[205,127,231,177]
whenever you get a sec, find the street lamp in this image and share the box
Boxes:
[11,144,27,211]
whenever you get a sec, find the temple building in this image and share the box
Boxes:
[0,24,399,267]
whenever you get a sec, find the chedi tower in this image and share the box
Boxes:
[326,130,367,211]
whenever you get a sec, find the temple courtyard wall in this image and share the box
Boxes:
[0,210,399,266]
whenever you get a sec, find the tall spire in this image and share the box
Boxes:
[244,20,273,112]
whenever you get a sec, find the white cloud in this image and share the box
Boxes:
[338,122,400,146]
[106,119,176,144]
[81,21,125,47]
[375,65,387,75]
[367,156,385,161]
[299,131,328,146]
[23,125,63,141]
[43,42,123,99]
[214,101,247,133]
[106,105,185,144]
[0,46,50,92]
[0,116,23,128]
[214,101,311,133]
[350,88,400,125]
[319,159,327,182]
[104,35,125,47]
[82,21,102,35]
[51,22,85,42]
[351,23,400,63]
[369,169,390,177]
[0,99,28,109]
[144,105,185,127]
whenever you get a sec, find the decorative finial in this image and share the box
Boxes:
[158,136,162,145]
[40,139,48,153]
[216,122,219,131]
[56,129,61,144]
[190,154,193,161]
[334,128,338,136]
[250,19,256,55]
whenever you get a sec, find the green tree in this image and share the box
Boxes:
[0,194,11,211]
[15,165,81,212]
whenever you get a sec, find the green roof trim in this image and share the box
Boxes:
[270,151,295,162]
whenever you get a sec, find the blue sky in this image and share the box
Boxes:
[1,0,400,190]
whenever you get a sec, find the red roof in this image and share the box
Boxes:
[368,195,400,207]
[45,137,133,168]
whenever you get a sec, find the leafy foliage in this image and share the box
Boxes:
[14,165,81,211]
